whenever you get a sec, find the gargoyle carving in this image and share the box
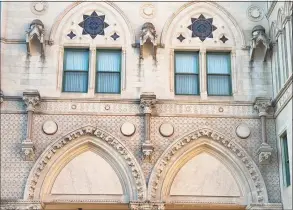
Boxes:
[26,19,45,57]
[139,22,157,61]
[249,25,271,62]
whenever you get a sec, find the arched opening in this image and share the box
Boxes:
[24,126,147,209]
[148,128,268,209]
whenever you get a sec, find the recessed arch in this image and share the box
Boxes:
[23,126,146,202]
[160,1,246,48]
[148,128,268,205]
[49,1,135,46]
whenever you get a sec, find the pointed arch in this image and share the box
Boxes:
[49,1,135,45]
[148,128,268,205]
[23,126,146,202]
[160,1,246,48]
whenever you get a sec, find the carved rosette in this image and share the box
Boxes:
[130,200,165,210]
[257,143,273,165]
[23,90,41,112]
[253,97,271,116]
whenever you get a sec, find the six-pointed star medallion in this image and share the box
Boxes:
[78,11,109,39]
[187,14,217,42]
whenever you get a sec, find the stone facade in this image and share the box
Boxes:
[0,1,292,210]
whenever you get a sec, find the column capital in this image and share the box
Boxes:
[23,90,41,112]
[129,200,165,210]
[140,92,157,114]
[253,97,271,116]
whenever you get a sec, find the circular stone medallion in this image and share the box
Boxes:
[42,120,58,135]
[30,2,48,15]
[236,123,251,139]
[159,123,174,137]
[247,5,264,22]
[120,122,136,136]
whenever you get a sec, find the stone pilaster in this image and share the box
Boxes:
[140,92,157,160]
[22,90,41,161]
[129,200,165,210]
[253,97,273,164]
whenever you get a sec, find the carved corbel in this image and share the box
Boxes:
[140,92,157,161]
[22,90,41,161]
[139,22,158,62]
[130,200,165,210]
[0,90,4,104]
[26,19,45,58]
[249,25,271,62]
[254,97,273,164]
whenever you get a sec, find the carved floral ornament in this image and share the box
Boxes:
[25,126,146,201]
[148,128,268,203]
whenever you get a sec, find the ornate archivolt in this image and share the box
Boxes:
[147,127,268,205]
[23,126,147,202]
[160,1,246,48]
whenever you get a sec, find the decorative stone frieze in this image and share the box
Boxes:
[249,25,271,61]
[246,203,282,210]
[22,90,41,161]
[140,93,157,160]
[130,200,165,210]
[253,97,273,164]
[26,19,45,57]
[0,200,42,210]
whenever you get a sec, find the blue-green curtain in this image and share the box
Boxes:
[207,53,231,96]
[63,49,89,92]
[175,52,199,95]
[96,50,121,93]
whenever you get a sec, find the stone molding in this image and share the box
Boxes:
[24,125,146,201]
[273,76,292,116]
[0,200,42,210]
[148,127,268,203]
[246,203,282,210]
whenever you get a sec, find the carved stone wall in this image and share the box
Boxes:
[0,101,281,203]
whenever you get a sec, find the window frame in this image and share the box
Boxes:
[280,132,291,187]
[206,51,232,96]
[62,48,90,93]
[95,49,122,94]
[174,51,200,96]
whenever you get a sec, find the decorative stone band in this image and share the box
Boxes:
[148,128,268,203]
[26,126,145,201]
[246,203,283,210]
[0,200,41,210]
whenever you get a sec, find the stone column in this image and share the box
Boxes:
[22,90,41,161]
[89,46,96,96]
[140,92,157,160]
[122,46,127,90]
[130,200,165,210]
[253,97,273,164]
[57,46,64,91]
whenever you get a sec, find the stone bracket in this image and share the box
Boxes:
[21,139,35,161]
[257,143,273,165]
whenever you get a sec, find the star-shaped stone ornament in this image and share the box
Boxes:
[67,31,76,39]
[78,11,109,39]
[177,34,185,42]
[111,32,120,41]
[220,35,228,43]
[187,14,217,42]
